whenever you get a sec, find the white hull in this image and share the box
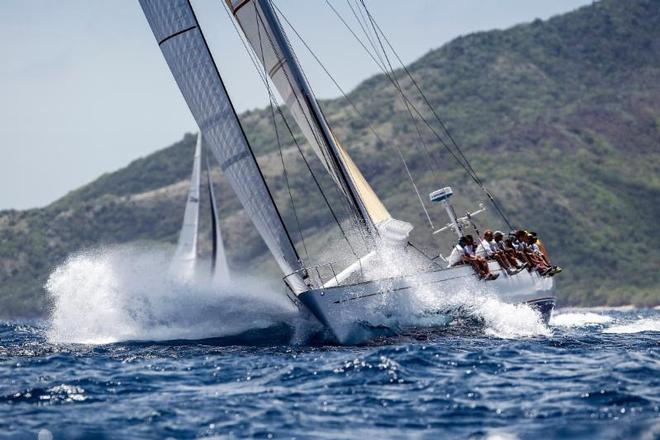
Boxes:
[298,263,555,344]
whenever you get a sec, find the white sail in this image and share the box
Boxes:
[171,131,203,279]
[140,0,307,293]
[174,132,202,261]
[206,155,230,281]
[225,0,395,234]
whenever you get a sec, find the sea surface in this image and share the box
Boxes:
[1,249,659,439]
[1,307,659,440]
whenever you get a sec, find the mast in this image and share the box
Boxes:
[140,0,307,293]
[226,0,395,237]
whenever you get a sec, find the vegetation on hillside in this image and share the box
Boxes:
[0,0,658,318]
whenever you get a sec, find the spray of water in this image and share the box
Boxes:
[360,244,551,339]
[604,318,660,334]
[411,277,550,338]
[550,312,613,328]
[47,240,552,345]
[46,245,310,344]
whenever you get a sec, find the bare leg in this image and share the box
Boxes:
[494,253,515,274]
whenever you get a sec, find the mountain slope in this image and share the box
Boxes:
[1,0,658,318]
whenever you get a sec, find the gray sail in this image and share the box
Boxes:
[206,155,230,281]
[140,0,306,293]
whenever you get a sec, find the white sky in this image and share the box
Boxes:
[0,0,592,210]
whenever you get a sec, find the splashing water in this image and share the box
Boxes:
[408,277,551,339]
[604,317,660,334]
[46,243,555,345]
[550,312,613,327]
[46,245,308,344]
[353,244,552,339]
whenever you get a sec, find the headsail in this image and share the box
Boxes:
[206,155,230,281]
[225,0,396,235]
[171,131,203,278]
[140,0,307,292]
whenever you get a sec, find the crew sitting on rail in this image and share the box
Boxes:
[493,231,527,271]
[476,229,523,276]
[448,235,499,281]
[502,233,531,269]
[526,232,562,276]
[514,230,553,276]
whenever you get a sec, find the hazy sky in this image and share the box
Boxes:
[0,0,592,210]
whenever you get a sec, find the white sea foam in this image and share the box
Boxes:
[46,243,554,345]
[353,243,552,339]
[46,245,308,344]
[479,297,551,338]
[412,278,551,339]
[550,312,613,328]
[603,318,660,334]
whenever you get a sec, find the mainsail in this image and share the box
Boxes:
[140,0,307,292]
[225,0,395,235]
[171,131,203,278]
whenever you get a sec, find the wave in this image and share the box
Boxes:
[46,245,313,345]
[603,318,660,334]
[550,312,613,328]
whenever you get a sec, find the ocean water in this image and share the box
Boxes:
[1,248,659,439]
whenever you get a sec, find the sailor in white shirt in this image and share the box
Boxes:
[476,237,494,258]
[464,235,499,280]
[447,237,469,267]
[480,230,520,275]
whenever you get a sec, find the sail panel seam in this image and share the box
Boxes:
[158,25,198,45]
[218,151,251,172]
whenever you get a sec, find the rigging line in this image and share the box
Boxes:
[334,0,514,231]
[222,0,360,259]
[346,0,386,71]
[348,0,437,179]
[352,0,437,174]
[254,6,310,261]
[362,7,480,182]
[272,2,435,229]
[349,0,443,170]
[356,0,467,172]
[347,10,435,229]
[358,0,514,229]
[325,0,477,183]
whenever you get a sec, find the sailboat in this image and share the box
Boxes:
[140,0,556,344]
[171,131,229,282]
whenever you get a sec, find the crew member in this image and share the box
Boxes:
[465,235,499,281]
[478,229,520,276]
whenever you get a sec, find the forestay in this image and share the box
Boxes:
[140,0,306,293]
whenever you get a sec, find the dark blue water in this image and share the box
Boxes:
[1,308,659,440]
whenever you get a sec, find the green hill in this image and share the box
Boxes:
[1,0,658,318]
